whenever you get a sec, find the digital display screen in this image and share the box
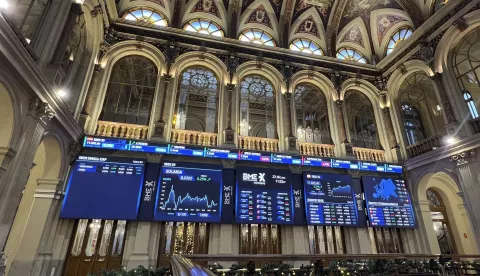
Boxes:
[302,157,331,167]
[271,154,302,165]
[61,155,145,220]
[205,148,238,159]
[83,136,129,150]
[129,141,168,153]
[168,145,205,157]
[238,151,271,162]
[235,167,293,224]
[362,177,415,228]
[154,162,223,222]
[303,173,361,226]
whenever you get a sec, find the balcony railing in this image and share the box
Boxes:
[171,129,218,146]
[352,147,386,162]
[238,136,279,152]
[298,142,335,157]
[406,136,442,158]
[95,120,149,139]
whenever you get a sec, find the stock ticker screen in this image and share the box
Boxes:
[303,173,365,226]
[154,162,224,222]
[60,155,145,220]
[235,167,294,224]
[362,176,416,228]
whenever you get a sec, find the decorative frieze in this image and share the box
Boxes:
[28,98,55,123]
[450,150,476,166]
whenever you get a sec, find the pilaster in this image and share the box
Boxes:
[283,92,298,154]
[78,64,102,131]
[413,200,440,254]
[127,222,152,270]
[335,100,354,158]
[151,74,173,142]
[8,179,62,276]
[382,107,402,161]
[216,224,237,267]
[429,73,461,136]
[223,84,236,147]
[291,226,309,267]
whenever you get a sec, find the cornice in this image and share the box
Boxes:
[0,15,84,141]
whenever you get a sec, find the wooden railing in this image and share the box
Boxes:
[353,147,386,162]
[406,136,442,158]
[95,120,149,139]
[171,129,218,146]
[298,142,335,157]
[238,136,279,152]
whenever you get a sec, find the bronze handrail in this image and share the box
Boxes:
[185,254,480,261]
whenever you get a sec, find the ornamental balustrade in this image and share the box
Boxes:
[352,147,386,162]
[170,129,218,147]
[238,136,279,152]
[95,120,149,140]
[406,136,442,159]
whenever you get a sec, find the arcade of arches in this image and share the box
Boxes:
[3,0,480,275]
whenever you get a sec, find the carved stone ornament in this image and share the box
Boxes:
[379,91,387,106]
[147,153,163,163]
[68,141,81,157]
[222,159,236,169]
[450,150,476,166]
[28,98,55,123]
[335,100,344,108]
[289,165,302,174]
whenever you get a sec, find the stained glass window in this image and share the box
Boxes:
[239,75,276,138]
[336,48,367,63]
[294,83,330,144]
[122,8,167,26]
[174,67,219,132]
[100,56,158,125]
[289,38,323,55]
[345,92,379,149]
[239,29,276,47]
[184,19,224,37]
[464,91,479,119]
[386,28,413,55]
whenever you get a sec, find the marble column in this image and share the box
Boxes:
[8,179,62,276]
[429,73,459,135]
[0,99,54,250]
[382,107,402,161]
[284,92,297,153]
[78,64,102,131]
[451,150,480,251]
[152,74,173,141]
[223,84,235,147]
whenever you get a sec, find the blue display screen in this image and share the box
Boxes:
[235,167,294,224]
[303,173,362,226]
[61,155,145,220]
[385,164,403,174]
[271,154,302,165]
[154,162,223,222]
[331,159,353,169]
[362,177,415,228]
[238,151,271,162]
[83,136,129,150]
[205,148,238,159]
[359,162,382,172]
[302,157,331,167]
[168,145,205,157]
[129,141,168,153]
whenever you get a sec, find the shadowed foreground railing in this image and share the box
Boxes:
[180,254,480,276]
[171,255,215,276]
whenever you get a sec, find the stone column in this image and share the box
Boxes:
[284,92,297,153]
[8,179,63,276]
[223,84,235,147]
[429,73,459,135]
[78,64,102,131]
[382,107,402,161]
[413,200,441,254]
[335,100,354,157]
[152,74,173,141]
[126,222,152,270]
[0,99,54,250]
[451,150,480,250]
[49,4,82,66]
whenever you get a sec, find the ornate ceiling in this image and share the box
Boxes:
[116,0,444,63]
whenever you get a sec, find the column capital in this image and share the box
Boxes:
[221,159,236,169]
[35,179,63,200]
[283,92,292,100]
[450,150,476,166]
[226,83,236,91]
[382,107,390,114]
[28,98,55,123]
[335,100,344,107]
[147,153,163,163]
[163,73,173,83]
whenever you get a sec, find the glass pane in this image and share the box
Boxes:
[98,220,114,257]
[430,211,445,220]
[85,219,102,257]
[71,219,88,256]
[112,221,127,256]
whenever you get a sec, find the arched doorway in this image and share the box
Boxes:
[426,189,456,254]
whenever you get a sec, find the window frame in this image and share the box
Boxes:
[183,18,224,37]
[336,47,368,63]
[238,28,276,47]
[122,7,168,26]
[386,27,413,56]
[289,38,323,55]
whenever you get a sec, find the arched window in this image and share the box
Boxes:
[100,56,158,125]
[386,28,413,55]
[453,27,480,121]
[183,19,224,37]
[399,72,445,144]
[289,39,323,55]
[426,189,456,254]
[174,67,219,132]
[8,0,51,42]
[294,83,330,144]
[464,91,479,119]
[344,92,379,149]
[401,103,426,146]
[122,8,167,26]
[239,29,276,47]
[239,75,276,138]
[336,48,367,63]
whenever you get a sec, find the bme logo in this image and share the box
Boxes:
[242,172,266,183]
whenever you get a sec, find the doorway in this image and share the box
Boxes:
[427,189,456,254]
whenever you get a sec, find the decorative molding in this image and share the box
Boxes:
[450,150,476,166]
[289,165,302,174]
[147,153,163,163]
[221,159,236,168]
[68,141,81,157]
[28,98,55,123]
